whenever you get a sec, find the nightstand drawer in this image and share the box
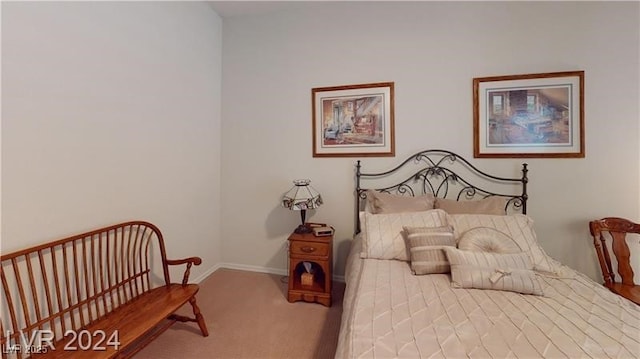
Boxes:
[290,240,329,257]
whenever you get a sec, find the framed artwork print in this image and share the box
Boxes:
[312,82,394,157]
[473,71,584,158]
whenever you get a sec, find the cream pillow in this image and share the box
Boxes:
[361,209,448,261]
[366,190,435,214]
[435,196,507,215]
[444,247,544,296]
[457,227,521,254]
[447,214,558,274]
[403,225,455,275]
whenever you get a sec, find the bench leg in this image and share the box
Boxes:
[168,296,209,337]
[189,296,209,337]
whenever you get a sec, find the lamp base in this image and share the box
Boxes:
[294,224,312,234]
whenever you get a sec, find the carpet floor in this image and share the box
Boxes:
[136,268,346,359]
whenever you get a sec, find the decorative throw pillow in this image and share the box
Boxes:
[361,209,448,261]
[446,213,559,274]
[366,190,436,214]
[444,247,544,296]
[403,225,455,275]
[435,196,507,215]
[457,227,521,254]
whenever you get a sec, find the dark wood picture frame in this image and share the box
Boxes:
[473,71,585,158]
[312,82,395,158]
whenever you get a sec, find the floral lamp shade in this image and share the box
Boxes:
[282,179,323,233]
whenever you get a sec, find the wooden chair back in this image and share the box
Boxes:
[589,217,639,287]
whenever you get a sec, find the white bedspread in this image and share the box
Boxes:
[336,237,640,358]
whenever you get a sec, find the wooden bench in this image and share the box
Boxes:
[1,221,208,359]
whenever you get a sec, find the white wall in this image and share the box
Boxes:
[220,2,640,280]
[1,2,223,282]
[2,2,638,285]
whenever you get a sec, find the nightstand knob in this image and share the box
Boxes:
[300,246,316,253]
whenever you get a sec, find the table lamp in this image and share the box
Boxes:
[282,179,323,234]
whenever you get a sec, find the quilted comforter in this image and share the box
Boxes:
[335,237,640,358]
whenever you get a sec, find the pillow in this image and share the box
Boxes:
[457,227,521,254]
[361,209,448,261]
[366,190,435,214]
[403,225,455,275]
[444,247,544,296]
[446,213,558,274]
[435,196,507,215]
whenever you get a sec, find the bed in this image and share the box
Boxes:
[335,149,640,358]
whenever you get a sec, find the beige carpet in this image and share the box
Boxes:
[136,268,345,359]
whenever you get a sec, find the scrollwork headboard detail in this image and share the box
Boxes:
[356,149,528,233]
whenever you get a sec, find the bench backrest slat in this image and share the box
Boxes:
[1,267,20,345]
[37,249,55,335]
[1,221,169,357]
[48,245,66,335]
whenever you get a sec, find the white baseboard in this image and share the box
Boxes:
[193,263,345,283]
[219,262,288,276]
[191,263,223,283]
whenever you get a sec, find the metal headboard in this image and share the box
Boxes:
[356,149,528,233]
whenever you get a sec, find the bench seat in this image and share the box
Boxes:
[30,284,200,359]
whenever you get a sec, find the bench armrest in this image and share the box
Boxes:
[167,257,202,285]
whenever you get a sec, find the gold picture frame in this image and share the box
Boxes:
[473,71,584,158]
[312,82,395,157]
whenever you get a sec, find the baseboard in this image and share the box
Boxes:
[219,262,288,276]
[191,263,223,283]
[192,263,345,283]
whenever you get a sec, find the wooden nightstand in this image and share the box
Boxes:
[287,230,333,306]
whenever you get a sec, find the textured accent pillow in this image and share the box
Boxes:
[444,247,544,296]
[446,214,558,274]
[457,227,521,254]
[361,209,448,261]
[435,196,507,215]
[366,190,436,214]
[403,225,455,275]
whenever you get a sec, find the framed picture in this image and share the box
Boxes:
[312,82,394,157]
[473,71,584,158]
